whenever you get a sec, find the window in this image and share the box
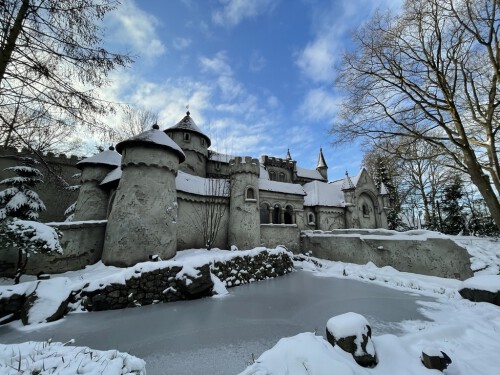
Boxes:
[215,162,221,171]
[269,171,276,181]
[183,133,191,142]
[308,212,315,225]
[246,187,256,201]
[273,204,282,224]
[201,138,205,146]
[279,173,285,182]
[260,203,270,224]
[284,205,294,224]
[362,204,369,217]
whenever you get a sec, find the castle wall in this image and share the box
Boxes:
[315,207,346,231]
[260,224,300,252]
[168,132,207,177]
[176,193,229,250]
[301,229,473,280]
[0,147,80,222]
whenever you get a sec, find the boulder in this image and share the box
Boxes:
[459,275,500,307]
[421,348,452,371]
[176,264,214,299]
[326,312,377,367]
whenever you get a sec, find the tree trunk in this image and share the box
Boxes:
[0,0,29,86]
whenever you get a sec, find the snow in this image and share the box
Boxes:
[176,171,229,196]
[7,219,62,253]
[25,278,73,324]
[303,180,345,207]
[326,312,370,340]
[167,112,211,145]
[76,148,121,168]
[258,178,306,195]
[0,341,145,374]
[296,166,325,181]
[462,275,500,293]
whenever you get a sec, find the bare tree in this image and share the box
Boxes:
[334,0,500,230]
[115,105,158,140]
[191,177,230,250]
[0,0,132,144]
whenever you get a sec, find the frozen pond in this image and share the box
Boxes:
[0,271,432,374]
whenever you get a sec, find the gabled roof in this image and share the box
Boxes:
[116,125,186,162]
[77,147,121,170]
[303,180,345,207]
[296,167,326,181]
[259,179,306,196]
[166,111,211,147]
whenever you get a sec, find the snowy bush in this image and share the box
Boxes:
[0,158,45,221]
[0,218,62,283]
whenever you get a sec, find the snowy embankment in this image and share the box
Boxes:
[241,236,500,375]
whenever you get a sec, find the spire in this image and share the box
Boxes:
[316,148,327,169]
[341,171,355,191]
[285,148,292,161]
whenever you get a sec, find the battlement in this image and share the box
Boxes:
[261,155,296,170]
[0,146,83,167]
[228,156,260,175]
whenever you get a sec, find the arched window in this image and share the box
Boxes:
[279,173,285,182]
[269,171,276,181]
[183,132,191,142]
[273,204,282,224]
[308,212,315,225]
[246,187,256,201]
[284,205,294,224]
[260,203,270,224]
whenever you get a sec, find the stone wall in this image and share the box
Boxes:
[0,221,106,277]
[301,230,473,280]
[260,224,301,253]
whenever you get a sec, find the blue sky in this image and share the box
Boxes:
[100,0,401,181]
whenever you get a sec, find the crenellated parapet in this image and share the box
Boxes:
[260,155,296,170]
[0,146,83,167]
[229,156,260,176]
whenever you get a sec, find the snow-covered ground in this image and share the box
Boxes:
[0,235,499,374]
[241,235,500,375]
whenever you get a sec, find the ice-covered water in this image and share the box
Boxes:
[0,271,432,374]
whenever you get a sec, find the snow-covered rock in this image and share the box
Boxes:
[326,312,377,367]
[459,275,500,306]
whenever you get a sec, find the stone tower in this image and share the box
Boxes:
[101,125,186,267]
[228,156,260,249]
[73,146,121,221]
[316,148,328,180]
[164,111,210,177]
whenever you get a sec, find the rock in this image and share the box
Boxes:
[326,312,377,367]
[176,264,214,299]
[421,349,452,371]
[459,275,500,306]
[90,294,112,311]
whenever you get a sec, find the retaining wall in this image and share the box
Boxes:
[301,229,473,280]
[260,224,300,252]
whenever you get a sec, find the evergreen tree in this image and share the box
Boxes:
[0,158,45,221]
[440,176,465,235]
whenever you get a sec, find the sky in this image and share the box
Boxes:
[99,0,402,181]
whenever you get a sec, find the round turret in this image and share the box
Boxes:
[165,111,210,177]
[101,126,185,267]
[227,156,261,249]
[73,146,120,221]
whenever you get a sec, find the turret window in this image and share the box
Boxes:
[201,138,205,146]
[183,133,191,142]
[245,187,256,201]
[308,212,316,225]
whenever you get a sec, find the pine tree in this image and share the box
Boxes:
[0,158,45,221]
[440,176,465,235]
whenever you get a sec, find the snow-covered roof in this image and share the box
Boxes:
[176,171,229,197]
[296,167,325,181]
[209,152,233,163]
[116,126,186,162]
[303,180,345,207]
[100,166,121,186]
[260,164,269,179]
[166,111,211,147]
[259,179,306,196]
[76,148,121,169]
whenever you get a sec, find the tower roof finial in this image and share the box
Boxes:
[186,104,190,116]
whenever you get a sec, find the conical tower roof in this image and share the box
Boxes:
[166,111,211,147]
[116,124,186,162]
[341,171,355,191]
[76,146,121,170]
[316,148,327,169]
[285,149,292,161]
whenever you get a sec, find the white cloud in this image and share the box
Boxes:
[106,0,166,59]
[172,37,192,50]
[212,0,278,27]
[199,51,233,76]
[249,50,266,72]
[298,87,340,122]
[296,37,337,83]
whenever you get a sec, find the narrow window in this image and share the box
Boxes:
[201,138,205,146]
[183,133,191,142]
[308,212,315,225]
[284,205,294,224]
[362,204,369,217]
[279,173,285,182]
[246,187,256,201]
[260,203,270,224]
[269,171,276,181]
[215,162,221,171]
[273,205,281,224]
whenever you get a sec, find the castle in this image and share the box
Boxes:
[69,111,390,267]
